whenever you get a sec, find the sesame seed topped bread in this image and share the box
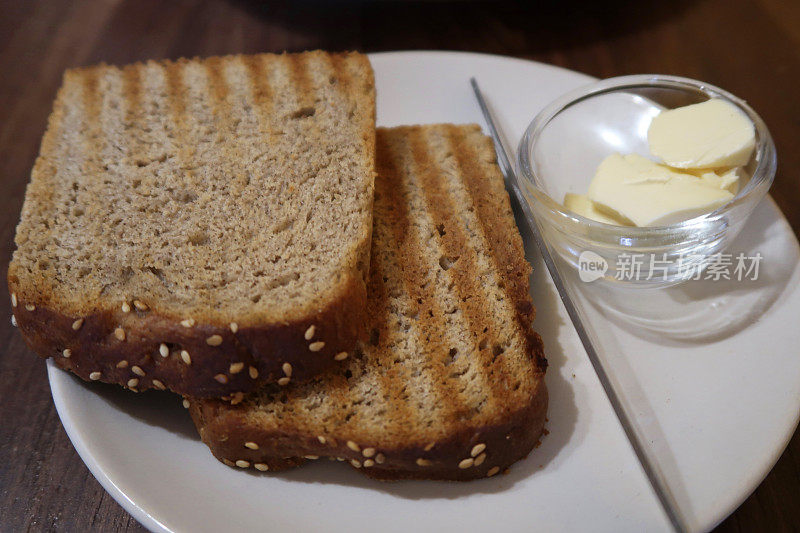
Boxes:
[189,124,548,480]
[8,51,376,397]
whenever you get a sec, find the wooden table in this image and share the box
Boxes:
[1,0,798,530]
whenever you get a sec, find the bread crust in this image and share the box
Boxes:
[188,333,546,481]
[9,270,367,397]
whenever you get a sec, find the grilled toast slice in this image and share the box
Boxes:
[8,51,375,397]
[189,124,548,480]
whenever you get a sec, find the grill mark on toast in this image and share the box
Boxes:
[445,125,546,370]
[405,128,510,407]
[164,61,187,126]
[121,64,141,125]
[204,57,229,108]
[377,130,467,435]
[80,66,101,127]
[242,55,273,132]
[330,53,374,162]
[362,145,425,441]
[328,53,352,95]
[203,58,247,175]
[286,54,316,118]
[373,132,449,434]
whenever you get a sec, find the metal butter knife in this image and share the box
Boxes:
[470,77,688,533]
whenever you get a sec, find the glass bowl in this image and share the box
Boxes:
[517,74,776,288]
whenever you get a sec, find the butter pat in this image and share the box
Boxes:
[564,193,632,225]
[587,153,734,226]
[648,99,755,169]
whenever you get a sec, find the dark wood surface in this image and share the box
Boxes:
[1,0,798,531]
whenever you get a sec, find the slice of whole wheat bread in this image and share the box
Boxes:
[189,124,548,481]
[8,51,376,397]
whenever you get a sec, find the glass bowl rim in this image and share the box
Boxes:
[516,74,777,237]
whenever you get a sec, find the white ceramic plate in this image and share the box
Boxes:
[48,51,800,533]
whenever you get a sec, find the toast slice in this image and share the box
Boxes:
[8,51,375,397]
[189,124,548,481]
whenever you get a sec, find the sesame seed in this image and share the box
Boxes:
[254,463,269,471]
[89,371,101,381]
[114,327,125,341]
[309,341,325,352]
[180,350,191,365]
[235,460,250,468]
[127,378,139,388]
[304,455,319,460]
[362,447,376,458]
[159,343,169,357]
[182,399,190,408]
[459,458,474,469]
[152,379,165,390]
[248,366,258,379]
[206,335,223,346]
[116,360,128,368]
[277,377,291,386]
[230,322,238,333]
[62,349,71,358]
[181,318,195,328]
[317,436,327,444]
[304,325,316,340]
[10,293,17,307]
[334,352,348,361]
[487,466,500,477]
[282,362,292,377]
[72,318,84,330]
[471,443,486,457]
[245,442,259,450]
[474,453,486,466]
[416,458,432,467]
[336,457,345,461]
[350,459,362,468]
[132,366,145,377]
[346,441,360,452]
[214,374,228,384]
[133,300,149,311]
[375,453,385,464]
[222,459,235,467]
[121,302,131,313]
[11,315,17,327]
[25,304,35,311]
[230,362,244,374]
[230,392,244,405]
[424,442,435,451]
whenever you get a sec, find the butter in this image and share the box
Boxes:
[647,99,755,169]
[688,167,741,194]
[587,154,734,226]
[564,193,632,225]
